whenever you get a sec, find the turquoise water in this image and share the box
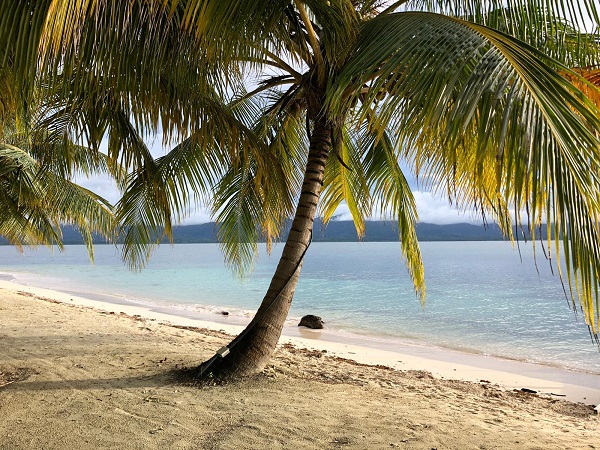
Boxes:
[1,241,599,374]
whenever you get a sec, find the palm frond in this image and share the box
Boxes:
[565,67,600,108]
[320,127,370,237]
[0,141,115,259]
[115,89,301,271]
[405,0,599,39]
[362,128,425,299]
[331,11,600,331]
[382,2,600,71]
[214,94,304,273]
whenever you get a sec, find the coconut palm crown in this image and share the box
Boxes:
[2,0,600,377]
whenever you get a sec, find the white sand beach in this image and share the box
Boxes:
[1,282,599,449]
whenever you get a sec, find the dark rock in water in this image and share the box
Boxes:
[221,311,229,316]
[298,315,324,329]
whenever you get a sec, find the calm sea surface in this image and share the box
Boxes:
[1,241,599,374]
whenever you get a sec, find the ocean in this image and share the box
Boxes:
[1,241,599,374]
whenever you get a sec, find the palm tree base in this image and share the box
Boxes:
[194,333,274,380]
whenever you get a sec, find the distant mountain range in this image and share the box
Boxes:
[0,220,550,245]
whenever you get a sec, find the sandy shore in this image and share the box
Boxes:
[1,286,599,449]
[2,280,599,405]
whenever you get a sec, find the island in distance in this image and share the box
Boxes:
[0,220,551,246]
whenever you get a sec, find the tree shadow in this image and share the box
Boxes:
[0,368,193,392]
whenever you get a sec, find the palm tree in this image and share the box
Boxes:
[3,1,600,378]
[0,64,116,256]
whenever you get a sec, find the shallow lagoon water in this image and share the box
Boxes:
[1,241,599,374]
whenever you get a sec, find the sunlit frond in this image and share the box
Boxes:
[331,11,600,331]
[362,128,425,299]
[214,93,305,273]
[320,127,370,237]
[565,67,600,108]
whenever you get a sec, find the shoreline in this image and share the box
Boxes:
[3,242,599,377]
[1,279,599,406]
[2,269,599,377]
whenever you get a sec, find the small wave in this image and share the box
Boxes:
[0,271,16,282]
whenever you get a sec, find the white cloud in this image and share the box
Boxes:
[328,191,480,225]
[412,191,479,225]
[329,203,353,221]
[177,207,212,225]
[75,175,122,205]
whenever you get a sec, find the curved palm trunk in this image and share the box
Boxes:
[197,118,332,379]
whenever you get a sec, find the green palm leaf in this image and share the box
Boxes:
[363,129,425,300]
[320,127,370,237]
[331,11,600,331]
[0,142,115,258]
